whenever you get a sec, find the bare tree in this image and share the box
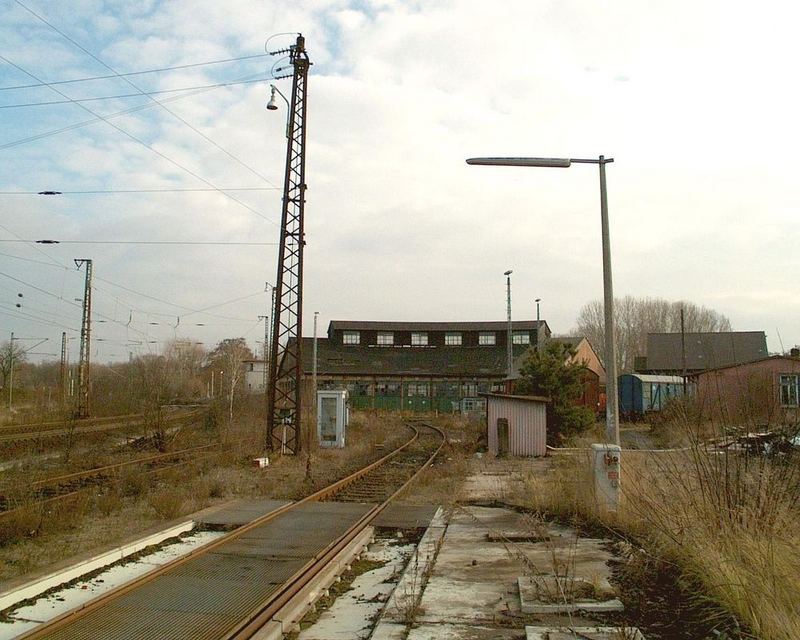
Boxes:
[575,296,732,373]
[205,338,254,425]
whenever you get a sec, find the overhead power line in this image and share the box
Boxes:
[13,0,280,191]
[0,239,278,246]
[0,187,277,194]
[0,77,269,109]
[0,72,263,151]
[0,54,278,226]
[0,53,270,91]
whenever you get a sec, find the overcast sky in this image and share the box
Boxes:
[1,0,798,364]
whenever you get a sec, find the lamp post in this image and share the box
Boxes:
[504,270,513,388]
[266,84,290,138]
[535,298,541,351]
[313,311,319,394]
[467,155,619,445]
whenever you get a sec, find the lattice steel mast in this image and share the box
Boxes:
[74,258,92,418]
[267,35,310,454]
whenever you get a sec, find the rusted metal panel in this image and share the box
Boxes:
[487,395,547,456]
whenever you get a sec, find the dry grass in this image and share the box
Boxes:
[515,430,800,640]
[0,408,413,583]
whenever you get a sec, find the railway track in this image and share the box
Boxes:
[16,420,445,640]
[0,407,205,444]
[0,441,223,521]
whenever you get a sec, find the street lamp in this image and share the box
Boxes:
[266,84,290,138]
[504,270,513,387]
[535,298,542,351]
[467,155,619,445]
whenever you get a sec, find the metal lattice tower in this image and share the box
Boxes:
[74,259,92,418]
[267,35,310,454]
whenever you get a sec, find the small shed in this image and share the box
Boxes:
[482,393,549,457]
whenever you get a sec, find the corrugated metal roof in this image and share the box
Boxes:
[623,374,685,383]
[645,331,768,372]
[329,320,547,332]
[298,338,529,377]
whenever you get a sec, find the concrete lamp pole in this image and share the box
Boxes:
[467,155,620,446]
[504,270,513,390]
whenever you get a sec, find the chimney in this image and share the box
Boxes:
[791,347,800,358]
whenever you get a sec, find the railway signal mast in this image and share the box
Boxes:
[75,259,93,418]
[266,34,311,454]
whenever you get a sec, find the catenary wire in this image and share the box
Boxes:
[0,71,263,151]
[14,0,281,190]
[0,53,270,91]
[0,77,269,108]
[0,54,278,227]
[0,239,278,246]
[0,188,277,194]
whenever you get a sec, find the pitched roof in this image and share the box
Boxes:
[645,331,768,372]
[297,338,529,378]
[329,320,547,332]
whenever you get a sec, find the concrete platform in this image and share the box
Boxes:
[26,502,375,640]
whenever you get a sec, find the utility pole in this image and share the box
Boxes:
[7,332,13,411]
[504,270,513,389]
[312,311,319,394]
[258,314,269,391]
[59,332,67,405]
[267,34,311,455]
[681,307,687,394]
[74,259,93,418]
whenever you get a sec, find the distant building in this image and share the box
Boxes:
[243,359,267,393]
[290,320,551,412]
[636,331,769,375]
[690,352,800,423]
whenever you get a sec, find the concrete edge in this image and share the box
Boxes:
[525,626,644,640]
[371,505,448,632]
[0,520,194,612]
[251,525,376,640]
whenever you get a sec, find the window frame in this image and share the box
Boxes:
[342,331,360,345]
[445,331,462,346]
[376,331,394,346]
[478,331,496,346]
[512,331,531,345]
[411,332,428,346]
[780,374,800,407]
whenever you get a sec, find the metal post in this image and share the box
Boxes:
[598,157,619,445]
[681,307,687,394]
[7,332,13,411]
[74,259,93,419]
[60,332,67,405]
[267,34,311,455]
[258,314,269,391]
[535,298,541,351]
[505,271,513,386]
[312,311,319,393]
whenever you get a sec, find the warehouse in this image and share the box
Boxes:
[297,320,551,412]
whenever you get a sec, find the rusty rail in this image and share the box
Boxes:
[17,421,445,640]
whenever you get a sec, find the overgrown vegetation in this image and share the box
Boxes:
[518,418,800,640]
[515,341,595,444]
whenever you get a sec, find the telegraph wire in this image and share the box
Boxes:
[0,77,269,109]
[0,53,270,91]
[0,239,278,246]
[0,72,263,151]
[0,54,278,226]
[0,187,277,194]
[13,0,280,191]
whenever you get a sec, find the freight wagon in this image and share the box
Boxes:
[618,374,687,420]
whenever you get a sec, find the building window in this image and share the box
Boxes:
[407,382,429,397]
[780,374,800,407]
[343,331,360,345]
[460,382,478,397]
[445,332,462,346]
[479,332,496,345]
[411,332,428,346]
[377,332,394,345]
[512,331,531,345]
[375,381,401,396]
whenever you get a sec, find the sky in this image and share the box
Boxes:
[1,0,799,365]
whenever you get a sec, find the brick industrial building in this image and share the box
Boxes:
[294,320,551,412]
